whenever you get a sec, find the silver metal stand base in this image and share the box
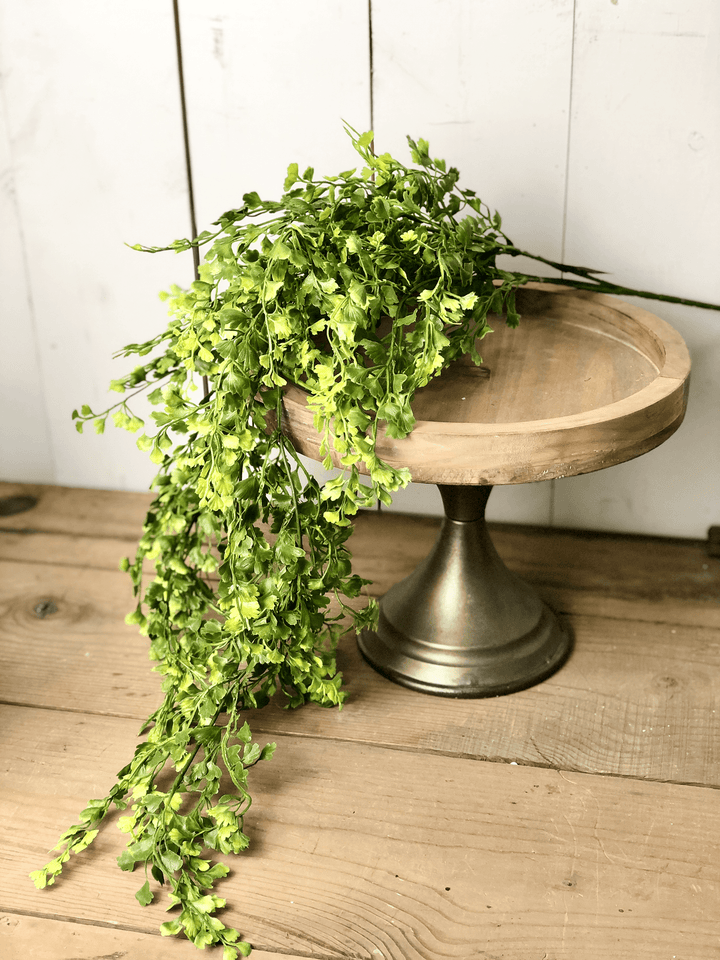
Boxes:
[357,485,572,698]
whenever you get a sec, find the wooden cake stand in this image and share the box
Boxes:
[281,284,691,697]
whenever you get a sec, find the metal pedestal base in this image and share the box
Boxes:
[358,485,572,698]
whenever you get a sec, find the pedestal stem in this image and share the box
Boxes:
[357,485,572,697]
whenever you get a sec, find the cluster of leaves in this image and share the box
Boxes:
[31,126,720,954]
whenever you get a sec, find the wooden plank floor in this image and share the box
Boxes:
[1,481,719,959]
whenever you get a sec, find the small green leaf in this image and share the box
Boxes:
[117,849,136,871]
[128,836,154,860]
[159,849,183,874]
[135,880,153,906]
[271,240,292,260]
[79,799,106,823]
[260,742,276,762]
[284,162,299,190]
[29,869,48,889]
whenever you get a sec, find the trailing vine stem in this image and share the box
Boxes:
[33,125,720,956]
[497,247,720,311]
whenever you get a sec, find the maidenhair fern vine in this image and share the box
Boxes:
[31,126,720,954]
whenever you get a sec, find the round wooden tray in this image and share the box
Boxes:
[281,283,691,485]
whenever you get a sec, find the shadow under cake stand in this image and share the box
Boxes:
[281,284,691,698]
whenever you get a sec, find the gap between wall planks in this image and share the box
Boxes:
[552,0,720,538]
[0,1,195,493]
[369,0,576,526]
[2,483,720,957]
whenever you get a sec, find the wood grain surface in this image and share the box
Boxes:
[2,484,719,958]
[281,286,691,485]
[0,915,308,960]
[4,708,719,959]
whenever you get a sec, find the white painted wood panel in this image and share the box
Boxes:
[179,0,372,232]
[0,95,53,482]
[0,1,193,492]
[369,0,576,523]
[2,0,716,538]
[178,0,373,501]
[555,0,720,537]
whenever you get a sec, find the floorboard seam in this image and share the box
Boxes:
[0,528,141,541]
[0,907,337,959]
[0,699,146,720]
[246,728,720,791]
[4,698,718,793]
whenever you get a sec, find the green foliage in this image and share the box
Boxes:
[35,125,720,955]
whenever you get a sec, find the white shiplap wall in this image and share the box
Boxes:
[554,0,720,537]
[0,1,194,492]
[1,0,718,537]
[179,0,372,232]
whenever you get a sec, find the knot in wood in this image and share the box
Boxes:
[33,599,58,619]
[0,495,38,517]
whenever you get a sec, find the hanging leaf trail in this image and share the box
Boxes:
[36,125,720,955]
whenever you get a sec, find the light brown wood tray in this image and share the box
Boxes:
[282,283,691,484]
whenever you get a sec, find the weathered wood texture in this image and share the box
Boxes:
[0,915,308,960]
[4,708,720,959]
[2,485,719,957]
[0,91,53,483]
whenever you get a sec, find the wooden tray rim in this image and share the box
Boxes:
[283,284,691,440]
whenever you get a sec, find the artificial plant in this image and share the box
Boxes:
[30,127,720,955]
